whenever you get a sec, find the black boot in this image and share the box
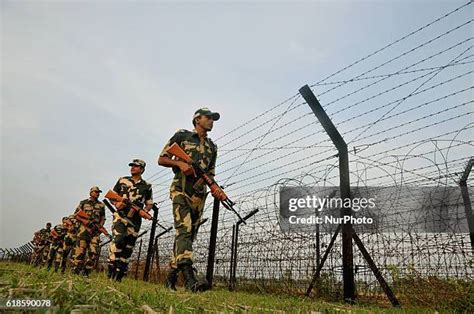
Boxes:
[114,270,125,282]
[181,264,209,292]
[166,267,179,291]
[82,268,90,277]
[60,257,67,274]
[112,261,127,282]
[107,263,115,279]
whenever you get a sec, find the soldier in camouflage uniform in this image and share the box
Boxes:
[31,223,52,267]
[41,225,53,266]
[60,214,79,273]
[31,230,42,266]
[71,186,106,276]
[31,232,40,265]
[107,159,153,281]
[47,217,69,271]
[158,107,222,292]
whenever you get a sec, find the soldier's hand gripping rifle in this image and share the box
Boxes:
[104,190,154,221]
[50,228,59,239]
[74,210,112,240]
[166,142,246,224]
[64,217,73,229]
[103,198,166,231]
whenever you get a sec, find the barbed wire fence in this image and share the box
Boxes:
[138,1,473,298]
[2,0,472,304]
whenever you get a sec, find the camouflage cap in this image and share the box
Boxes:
[128,159,146,168]
[193,107,220,121]
[90,186,102,193]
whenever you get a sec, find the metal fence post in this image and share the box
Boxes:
[229,209,259,291]
[206,197,220,288]
[143,204,159,281]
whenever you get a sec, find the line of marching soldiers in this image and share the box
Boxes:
[29,108,225,293]
[30,186,108,276]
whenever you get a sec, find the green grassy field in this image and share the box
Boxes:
[0,261,467,313]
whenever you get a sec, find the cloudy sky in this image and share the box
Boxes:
[1,0,471,248]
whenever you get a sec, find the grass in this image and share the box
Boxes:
[0,261,468,313]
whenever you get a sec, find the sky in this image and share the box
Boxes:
[1,0,472,248]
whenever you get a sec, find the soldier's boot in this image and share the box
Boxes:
[33,255,41,267]
[46,256,53,270]
[114,270,125,282]
[112,261,127,282]
[181,264,209,292]
[82,268,90,277]
[107,263,116,279]
[60,257,67,274]
[166,267,179,291]
[72,265,83,275]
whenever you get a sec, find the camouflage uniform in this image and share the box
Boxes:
[107,172,153,279]
[31,232,41,265]
[41,231,53,266]
[160,128,217,269]
[31,227,51,266]
[47,223,67,271]
[71,197,105,275]
[31,230,45,266]
[61,215,79,273]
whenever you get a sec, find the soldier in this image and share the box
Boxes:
[158,107,222,292]
[41,224,54,266]
[71,186,106,276]
[107,159,153,281]
[31,233,39,264]
[47,217,69,271]
[31,231,42,266]
[60,214,78,274]
[31,223,52,267]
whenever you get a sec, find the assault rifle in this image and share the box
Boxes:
[50,224,69,240]
[103,199,167,231]
[50,228,59,239]
[64,217,73,229]
[75,209,112,240]
[104,190,153,220]
[166,143,245,224]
